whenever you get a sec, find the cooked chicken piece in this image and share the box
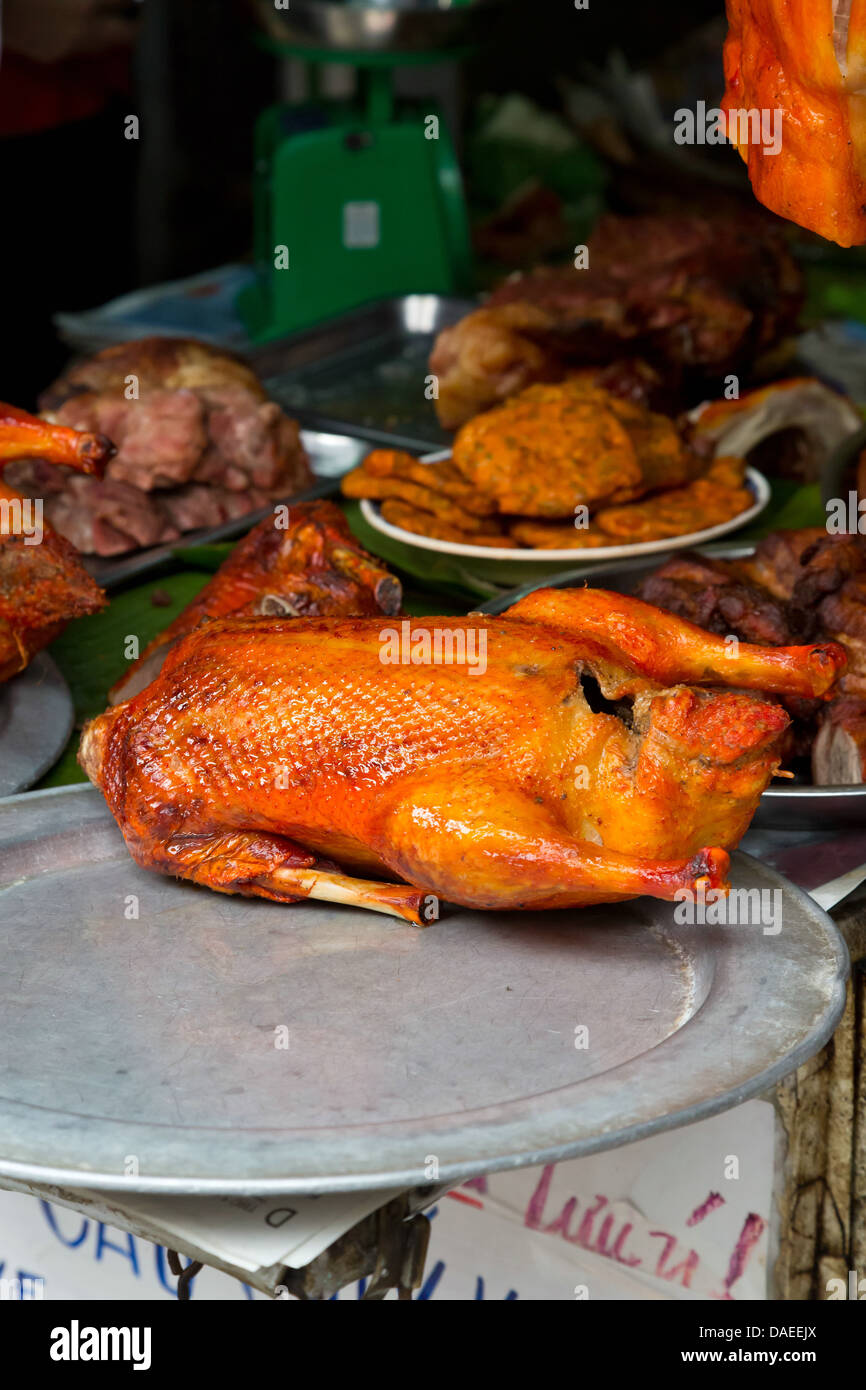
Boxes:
[0,404,109,683]
[722,0,866,245]
[80,589,844,923]
[110,500,402,704]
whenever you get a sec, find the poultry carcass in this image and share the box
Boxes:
[722,1,866,245]
[110,499,403,702]
[80,589,844,924]
[0,403,110,684]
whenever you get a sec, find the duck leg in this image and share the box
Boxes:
[506,587,846,699]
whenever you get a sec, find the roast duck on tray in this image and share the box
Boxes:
[81,587,845,924]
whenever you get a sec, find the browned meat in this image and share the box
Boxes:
[110,500,403,703]
[637,552,808,647]
[40,474,178,557]
[39,337,266,408]
[160,483,270,533]
[0,404,108,682]
[637,527,866,784]
[3,338,314,556]
[740,528,827,599]
[431,213,803,428]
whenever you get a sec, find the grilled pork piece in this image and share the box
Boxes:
[813,697,866,783]
[5,338,312,556]
[639,530,866,783]
[638,552,810,647]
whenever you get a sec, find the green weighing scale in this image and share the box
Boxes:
[239,0,498,341]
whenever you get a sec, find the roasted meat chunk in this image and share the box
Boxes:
[5,338,313,556]
[430,213,802,427]
[722,0,866,245]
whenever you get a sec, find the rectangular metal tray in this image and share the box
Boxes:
[248,295,474,453]
[87,429,368,590]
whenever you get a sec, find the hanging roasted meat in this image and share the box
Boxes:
[110,499,403,702]
[722,0,866,245]
[81,589,844,924]
[0,404,109,684]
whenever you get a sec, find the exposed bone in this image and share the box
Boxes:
[265,865,436,926]
[834,0,852,74]
[256,593,301,617]
[330,546,402,615]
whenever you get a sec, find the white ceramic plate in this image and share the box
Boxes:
[360,463,770,563]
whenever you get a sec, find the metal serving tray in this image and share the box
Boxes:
[0,784,846,1194]
[477,544,866,831]
[0,655,73,797]
[248,295,473,453]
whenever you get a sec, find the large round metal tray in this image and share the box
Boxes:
[477,544,866,830]
[0,784,847,1193]
[0,654,73,797]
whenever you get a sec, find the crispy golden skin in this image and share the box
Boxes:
[722,0,866,247]
[0,403,109,683]
[110,499,403,703]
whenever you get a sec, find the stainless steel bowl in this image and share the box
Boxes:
[253,0,499,55]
